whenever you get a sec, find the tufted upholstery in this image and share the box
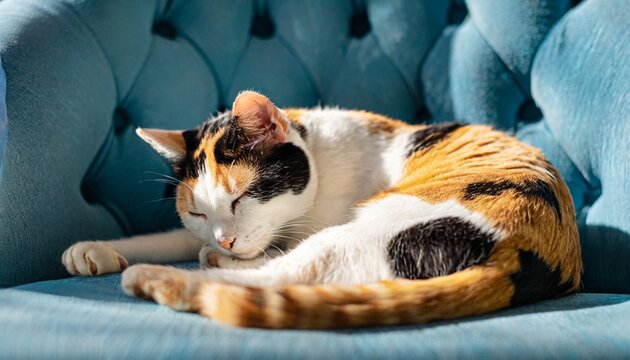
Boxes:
[1,0,630,357]
[0,55,5,181]
[0,0,629,295]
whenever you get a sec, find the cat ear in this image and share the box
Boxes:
[136,128,186,162]
[231,91,288,150]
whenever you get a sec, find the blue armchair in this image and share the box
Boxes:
[1,0,628,357]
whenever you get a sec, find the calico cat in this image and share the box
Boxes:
[62,91,581,329]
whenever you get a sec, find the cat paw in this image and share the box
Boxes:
[199,245,233,269]
[62,241,128,276]
[122,264,199,311]
[199,245,266,269]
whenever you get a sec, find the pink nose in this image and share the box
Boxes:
[217,237,235,250]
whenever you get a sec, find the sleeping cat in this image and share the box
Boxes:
[62,91,582,329]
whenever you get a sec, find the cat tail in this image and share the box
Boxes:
[196,264,517,329]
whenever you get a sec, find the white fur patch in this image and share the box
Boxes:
[353,195,502,244]
[239,195,503,286]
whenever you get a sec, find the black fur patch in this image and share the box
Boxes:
[199,111,231,137]
[246,143,310,202]
[407,122,462,157]
[174,129,202,179]
[213,118,308,166]
[387,217,496,280]
[213,121,249,165]
[172,113,231,179]
[510,250,573,306]
[464,179,562,223]
[291,122,307,139]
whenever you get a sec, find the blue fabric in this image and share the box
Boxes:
[0,54,6,182]
[1,271,628,359]
[529,0,630,293]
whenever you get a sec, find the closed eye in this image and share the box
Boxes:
[188,211,207,219]
[231,195,243,214]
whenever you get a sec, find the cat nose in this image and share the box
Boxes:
[217,237,235,250]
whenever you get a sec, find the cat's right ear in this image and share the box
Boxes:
[136,128,186,162]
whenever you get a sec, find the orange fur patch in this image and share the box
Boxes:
[349,109,411,136]
[215,162,257,194]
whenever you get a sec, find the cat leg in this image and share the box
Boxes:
[62,228,203,276]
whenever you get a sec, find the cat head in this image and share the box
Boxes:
[137,91,317,259]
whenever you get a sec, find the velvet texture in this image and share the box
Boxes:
[0,0,629,356]
[2,272,630,358]
[0,55,6,182]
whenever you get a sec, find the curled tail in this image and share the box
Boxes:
[198,264,518,329]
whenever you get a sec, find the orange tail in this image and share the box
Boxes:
[197,264,518,329]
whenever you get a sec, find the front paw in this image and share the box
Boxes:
[62,241,128,276]
[199,245,234,269]
[122,264,199,311]
[199,245,274,269]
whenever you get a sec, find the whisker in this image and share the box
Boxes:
[297,214,331,227]
[144,196,185,204]
[144,171,194,192]
[138,179,179,186]
[274,224,313,231]
[256,246,271,260]
[272,221,318,229]
[274,222,320,233]
[271,227,317,236]
[268,243,286,256]
[278,218,321,225]
[286,231,315,237]
[273,224,321,235]
[271,234,300,242]
[144,171,178,182]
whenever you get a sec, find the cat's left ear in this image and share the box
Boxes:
[231,91,289,151]
[136,128,186,163]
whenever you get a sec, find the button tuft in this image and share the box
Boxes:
[350,10,371,38]
[153,21,177,39]
[447,1,468,25]
[251,13,275,38]
[415,106,433,123]
[113,107,131,134]
[517,100,543,123]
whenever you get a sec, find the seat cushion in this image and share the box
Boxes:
[2,269,630,359]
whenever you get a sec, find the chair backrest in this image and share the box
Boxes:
[0,55,6,183]
[0,0,628,290]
